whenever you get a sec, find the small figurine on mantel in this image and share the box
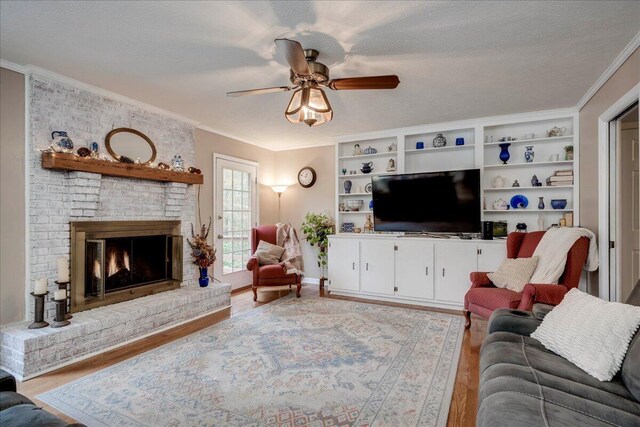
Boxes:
[171,155,185,172]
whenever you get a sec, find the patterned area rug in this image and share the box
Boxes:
[39,296,464,426]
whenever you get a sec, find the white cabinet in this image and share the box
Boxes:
[327,238,360,292]
[328,236,504,309]
[360,240,395,295]
[477,242,506,272]
[434,243,478,304]
[395,241,434,299]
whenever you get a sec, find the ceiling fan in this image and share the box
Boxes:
[227,38,400,127]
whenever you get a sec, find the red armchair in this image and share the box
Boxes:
[246,225,302,302]
[464,231,589,328]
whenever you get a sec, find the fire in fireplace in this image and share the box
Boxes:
[72,221,183,312]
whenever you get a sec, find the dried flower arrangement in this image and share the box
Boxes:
[187,218,216,268]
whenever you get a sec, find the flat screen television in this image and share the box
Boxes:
[372,169,481,233]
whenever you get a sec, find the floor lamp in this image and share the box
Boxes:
[270,185,289,222]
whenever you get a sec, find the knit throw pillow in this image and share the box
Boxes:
[487,256,539,292]
[531,288,640,381]
[254,241,285,266]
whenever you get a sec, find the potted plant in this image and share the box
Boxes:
[187,218,216,287]
[301,212,334,288]
[564,145,574,160]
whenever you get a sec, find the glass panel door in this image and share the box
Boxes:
[214,156,258,289]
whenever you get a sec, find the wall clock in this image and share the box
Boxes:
[298,166,317,188]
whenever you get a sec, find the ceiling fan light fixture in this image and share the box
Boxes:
[285,85,333,127]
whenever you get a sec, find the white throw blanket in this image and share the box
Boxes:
[276,223,305,276]
[529,227,599,284]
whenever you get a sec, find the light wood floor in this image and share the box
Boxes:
[17,285,487,427]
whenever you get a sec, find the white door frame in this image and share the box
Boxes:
[598,83,640,300]
[212,153,259,289]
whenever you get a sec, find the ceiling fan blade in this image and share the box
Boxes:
[226,86,293,97]
[327,75,400,90]
[274,38,311,76]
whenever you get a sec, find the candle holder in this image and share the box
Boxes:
[29,292,49,329]
[51,298,70,328]
[54,280,72,320]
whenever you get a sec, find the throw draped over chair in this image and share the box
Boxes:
[464,231,589,328]
[246,225,302,301]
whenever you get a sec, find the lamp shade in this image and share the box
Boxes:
[285,85,333,127]
[270,185,289,194]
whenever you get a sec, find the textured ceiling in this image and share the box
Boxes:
[1,1,639,150]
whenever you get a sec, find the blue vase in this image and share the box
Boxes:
[498,143,511,164]
[455,137,464,146]
[538,197,545,210]
[198,267,209,287]
[524,146,535,163]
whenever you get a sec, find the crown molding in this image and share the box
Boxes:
[0,59,27,74]
[196,125,273,151]
[576,31,640,111]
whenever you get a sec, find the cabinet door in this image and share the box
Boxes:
[360,240,395,295]
[395,241,434,299]
[477,243,506,272]
[435,243,478,304]
[328,239,360,292]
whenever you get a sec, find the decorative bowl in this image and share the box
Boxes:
[347,200,364,211]
[551,199,568,209]
[510,194,529,209]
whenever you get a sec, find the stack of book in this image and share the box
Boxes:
[546,170,573,186]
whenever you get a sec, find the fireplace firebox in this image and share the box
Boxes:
[71,221,182,312]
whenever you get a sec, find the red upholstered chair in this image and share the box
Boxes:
[246,225,302,302]
[464,231,589,328]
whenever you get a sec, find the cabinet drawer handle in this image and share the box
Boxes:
[442,268,445,277]
[366,262,369,271]
[352,262,355,270]
[425,266,429,276]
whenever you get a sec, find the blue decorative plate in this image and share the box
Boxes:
[510,194,529,209]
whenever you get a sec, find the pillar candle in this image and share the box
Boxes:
[54,289,66,301]
[57,257,69,282]
[34,277,47,295]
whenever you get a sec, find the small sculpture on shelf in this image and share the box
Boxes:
[388,142,397,152]
[537,214,545,231]
[512,179,520,187]
[353,144,363,156]
[363,214,374,233]
[531,174,540,186]
[546,126,566,137]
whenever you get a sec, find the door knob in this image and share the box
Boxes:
[217,234,223,239]
[217,215,223,220]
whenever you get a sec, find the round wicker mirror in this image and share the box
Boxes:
[105,128,157,165]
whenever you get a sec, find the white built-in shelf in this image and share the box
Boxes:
[339,193,372,196]
[483,135,574,147]
[484,209,574,213]
[339,152,397,160]
[405,145,475,154]
[338,172,396,178]
[340,211,373,214]
[484,160,573,169]
[484,185,574,191]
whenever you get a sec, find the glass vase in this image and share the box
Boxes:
[498,143,511,164]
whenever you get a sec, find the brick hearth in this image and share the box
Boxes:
[1,284,231,381]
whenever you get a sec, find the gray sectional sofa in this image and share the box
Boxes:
[478,308,640,426]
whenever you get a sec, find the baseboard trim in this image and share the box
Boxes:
[14,304,231,382]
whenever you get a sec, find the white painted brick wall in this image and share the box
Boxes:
[28,74,199,319]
